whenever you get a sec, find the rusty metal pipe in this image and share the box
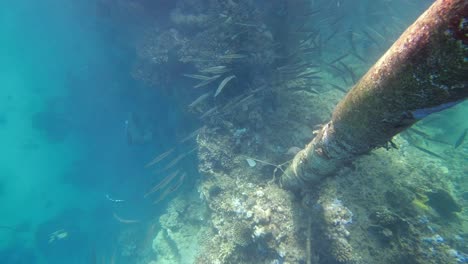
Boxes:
[281,0,468,189]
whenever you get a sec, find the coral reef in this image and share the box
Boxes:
[151,191,209,264]
[133,1,468,263]
[194,129,307,263]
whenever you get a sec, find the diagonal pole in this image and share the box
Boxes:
[281,0,468,190]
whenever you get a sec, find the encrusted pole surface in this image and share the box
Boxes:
[281,0,468,190]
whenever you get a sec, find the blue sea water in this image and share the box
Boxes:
[0,0,467,263]
[0,1,193,263]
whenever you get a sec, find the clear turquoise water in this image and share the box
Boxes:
[0,1,183,262]
[1,0,467,263]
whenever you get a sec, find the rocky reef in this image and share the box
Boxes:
[125,0,468,263]
[144,117,467,264]
[151,192,209,264]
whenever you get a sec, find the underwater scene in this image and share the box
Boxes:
[0,0,467,263]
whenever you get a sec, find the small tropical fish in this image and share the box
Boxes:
[105,194,125,203]
[214,75,236,97]
[329,83,347,93]
[323,28,339,44]
[362,29,380,47]
[299,33,317,45]
[300,9,321,17]
[182,74,214,81]
[307,88,320,95]
[296,68,321,78]
[222,94,255,113]
[218,54,247,59]
[230,30,247,40]
[145,148,175,168]
[351,52,367,63]
[200,106,218,119]
[277,62,309,71]
[233,22,258,27]
[200,66,229,74]
[153,173,186,204]
[408,127,430,139]
[145,170,180,197]
[454,128,467,149]
[162,147,197,171]
[48,229,68,243]
[365,25,385,42]
[112,213,140,224]
[338,61,357,84]
[189,93,211,108]
[194,75,221,88]
[413,145,445,160]
[328,53,350,65]
[179,128,202,143]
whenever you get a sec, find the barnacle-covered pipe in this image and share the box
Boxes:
[281,0,468,190]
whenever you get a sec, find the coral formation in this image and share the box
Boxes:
[128,0,468,263]
[150,192,209,264]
